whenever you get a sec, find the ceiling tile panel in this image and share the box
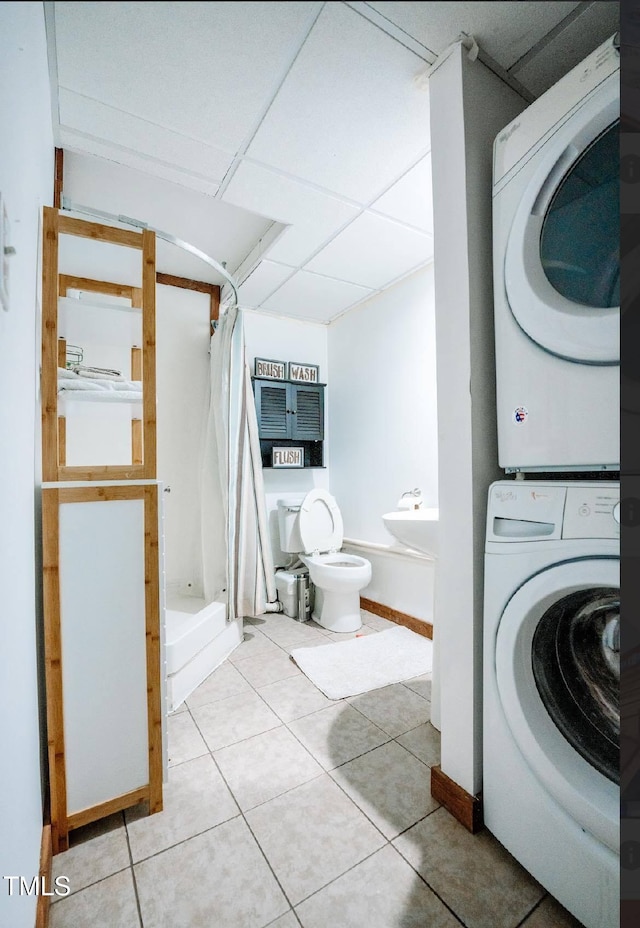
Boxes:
[365,1,580,69]
[305,211,433,289]
[59,130,222,197]
[237,260,295,308]
[59,89,233,183]
[222,160,360,265]
[247,2,431,204]
[54,1,322,150]
[62,150,270,278]
[260,269,373,323]
[370,154,433,232]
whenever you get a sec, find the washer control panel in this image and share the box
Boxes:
[562,486,620,539]
[487,481,620,543]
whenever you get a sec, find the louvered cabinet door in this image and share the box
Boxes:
[291,384,324,441]
[253,380,289,438]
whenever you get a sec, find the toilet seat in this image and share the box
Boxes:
[299,489,343,555]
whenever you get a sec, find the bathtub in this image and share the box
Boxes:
[164,590,243,712]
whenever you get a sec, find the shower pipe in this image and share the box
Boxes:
[60,196,240,317]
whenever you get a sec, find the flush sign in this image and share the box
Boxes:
[255,357,285,380]
[273,447,304,468]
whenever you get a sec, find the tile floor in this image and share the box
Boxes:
[50,610,583,928]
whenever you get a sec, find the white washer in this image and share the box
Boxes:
[484,480,619,928]
[493,36,619,472]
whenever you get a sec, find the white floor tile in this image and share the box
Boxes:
[214,725,323,811]
[246,774,385,905]
[134,817,289,928]
[125,755,238,862]
[50,869,140,928]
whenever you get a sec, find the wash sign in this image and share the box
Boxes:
[288,362,319,383]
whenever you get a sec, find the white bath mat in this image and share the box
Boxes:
[290,625,432,700]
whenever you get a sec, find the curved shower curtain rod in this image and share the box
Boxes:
[60,196,240,310]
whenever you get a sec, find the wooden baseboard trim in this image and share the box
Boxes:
[431,765,483,833]
[35,824,52,928]
[360,597,432,639]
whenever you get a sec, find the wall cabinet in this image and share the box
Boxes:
[253,379,324,440]
[253,378,325,467]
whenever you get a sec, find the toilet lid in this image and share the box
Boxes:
[298,489,343,554]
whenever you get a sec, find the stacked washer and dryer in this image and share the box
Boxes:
[484,35,620,928]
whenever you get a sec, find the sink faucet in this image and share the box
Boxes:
[398,488,423,510]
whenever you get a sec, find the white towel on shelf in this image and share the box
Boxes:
[58,373,142,395]
[73,366,124,381]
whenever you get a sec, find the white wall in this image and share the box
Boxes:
[429,44,524,795]
[0,4,53,926]
[328,267,437,539]
[328,267,438,620]
[242,309,330,565]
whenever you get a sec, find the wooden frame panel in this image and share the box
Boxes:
[42,208,60,482]
[141,230,157,479]
[59,274,141,305]
[42,490,68,851]
[35,824,53,928]
[144,484,163,813]
[42,484,163,854]
[156,270,220,327]
[66,786,149,831]
[57,417,66,467]
[53,148,64,211]
[57,213,142,249]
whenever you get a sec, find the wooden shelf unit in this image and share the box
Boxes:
[41,208,164,854]
[42,206,157,482]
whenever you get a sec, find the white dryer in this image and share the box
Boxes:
[493,36,619,472]
[483,480,619,928]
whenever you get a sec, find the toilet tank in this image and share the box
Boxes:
[277,497,305,553]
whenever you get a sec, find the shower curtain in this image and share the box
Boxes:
[201,302,277,621]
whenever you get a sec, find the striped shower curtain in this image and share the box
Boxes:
[201,303,277,621]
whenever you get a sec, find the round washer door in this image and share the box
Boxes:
[504,76,619,364]
[495,557,619,852]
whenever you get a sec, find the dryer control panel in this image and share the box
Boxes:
[562,486,620,539]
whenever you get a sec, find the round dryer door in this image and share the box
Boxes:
[495,557,619,852]
[298,490,343,554]
[504,76,619,363]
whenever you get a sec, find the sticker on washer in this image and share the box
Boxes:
[513,406,528,425]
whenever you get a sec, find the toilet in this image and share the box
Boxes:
[277,490,372,633]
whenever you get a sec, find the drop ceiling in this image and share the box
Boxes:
[46,1,619,323]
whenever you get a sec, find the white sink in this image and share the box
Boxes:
[382,508,439,558]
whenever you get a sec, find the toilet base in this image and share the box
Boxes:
[312,587,362,633]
